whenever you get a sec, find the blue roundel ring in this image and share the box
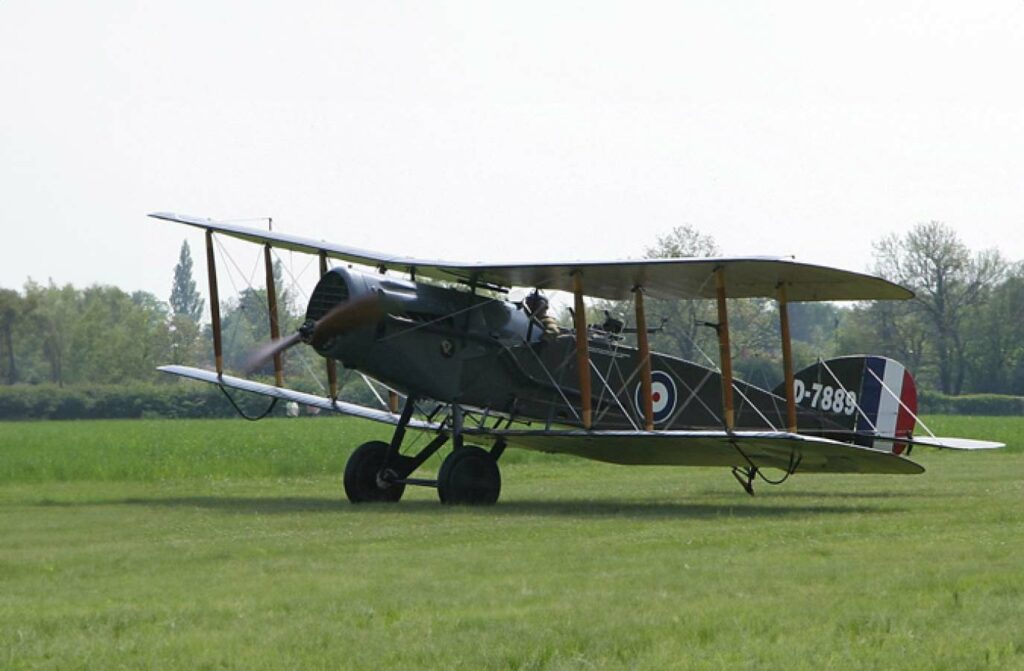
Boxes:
[634,370,678,425]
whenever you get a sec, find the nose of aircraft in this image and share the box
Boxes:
[242,293,386,374]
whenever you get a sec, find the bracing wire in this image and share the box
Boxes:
[866,367,938,439]
[218,385,279,421]
[210,235,328,404]
[818,357,878,434]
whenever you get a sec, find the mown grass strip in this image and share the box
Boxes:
[0,415,1018,484]
[1,445,1022,670]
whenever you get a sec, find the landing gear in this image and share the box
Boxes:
[438,446,501,505]
[343,396,504,506]
[344,441,405,503]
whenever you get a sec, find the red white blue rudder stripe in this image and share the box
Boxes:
[856,356,918,454]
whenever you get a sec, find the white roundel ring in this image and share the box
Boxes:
[634,371,678,425]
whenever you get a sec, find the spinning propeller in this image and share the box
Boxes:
[243,293,386,374]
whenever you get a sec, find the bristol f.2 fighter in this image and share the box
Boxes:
[150,213,1003,504]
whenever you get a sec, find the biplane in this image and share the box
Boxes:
[150,212,1003,504]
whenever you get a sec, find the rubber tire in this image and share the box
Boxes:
[437,446,501,505]
[344,441,405,504]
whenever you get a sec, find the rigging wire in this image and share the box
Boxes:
[218,385,279,421]
[211,236,331,402]
[866,366,938,440]
[818,357,878,434]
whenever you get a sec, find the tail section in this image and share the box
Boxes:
[774,356,918,453]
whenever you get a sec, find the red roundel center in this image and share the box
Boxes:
[652,391,662,402]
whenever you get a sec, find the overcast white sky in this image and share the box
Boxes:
[2,1,1023,305]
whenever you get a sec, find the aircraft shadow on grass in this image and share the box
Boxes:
[97,496,906,519]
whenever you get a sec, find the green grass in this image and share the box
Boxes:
[1,416,1022,670]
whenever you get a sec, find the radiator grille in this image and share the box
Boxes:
[305,272,349,322]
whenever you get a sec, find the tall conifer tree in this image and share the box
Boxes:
[169,240,204,322]
[168,240,205,365]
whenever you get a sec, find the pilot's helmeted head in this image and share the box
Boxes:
[524,291,549,318]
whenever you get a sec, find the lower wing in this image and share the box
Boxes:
[464,428,925,475]
[163,365,927,475]
[158,365,441,431]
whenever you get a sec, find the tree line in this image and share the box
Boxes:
[621,221,1023,396]
[0,242,321,392]
[0,222,1021,400]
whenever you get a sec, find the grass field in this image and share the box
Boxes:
[1,416,1022,670]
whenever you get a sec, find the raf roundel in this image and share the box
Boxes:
[635,371,678,425]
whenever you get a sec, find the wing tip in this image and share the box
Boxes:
[148,211,214,225]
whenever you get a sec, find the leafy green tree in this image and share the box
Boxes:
[59,286,171,384]
[836,300,928,378]
[641,225,721,364]
[214,259,306,377]
[640,226,796,384]
[964,262,1024,394]
[21,280,79,387]
[124,291,174,382]
[9,282,174,386]
[0,288,20,383]
[872,222,1004,394]
[588,225,806,385]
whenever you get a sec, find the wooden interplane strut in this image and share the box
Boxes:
[633,287,654,430]
[715,268,735,431]
[318,251,339,401]
[205,229,224,377]
[264,244,284,387]
[777,283,797,432]
[572,272,593,429]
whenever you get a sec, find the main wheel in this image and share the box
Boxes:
[437,446,501,505]
[344,441,405,503]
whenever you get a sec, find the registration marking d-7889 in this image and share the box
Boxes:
[793,379,856,416]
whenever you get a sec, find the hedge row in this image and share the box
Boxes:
[0,383,290,420]
[917,390,1024,416]
[2,383,1021,421]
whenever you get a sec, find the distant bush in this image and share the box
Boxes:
[918,390,1024,416]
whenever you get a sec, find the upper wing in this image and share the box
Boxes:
[150,212,912,302]
[466,428,925,475]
